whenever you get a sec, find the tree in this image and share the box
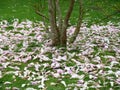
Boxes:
[35,0,84,47]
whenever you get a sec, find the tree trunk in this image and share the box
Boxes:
[60,0,75,47]
[35,0,84,47]
[48,0,60,46]
[70,0,84,43]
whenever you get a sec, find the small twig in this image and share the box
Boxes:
[35,10,49,21]
[95,11,120,24]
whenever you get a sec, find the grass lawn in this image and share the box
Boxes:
[0,0,120,24]
[0,0,41,21]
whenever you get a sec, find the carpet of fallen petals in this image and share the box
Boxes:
[0,19,120,90]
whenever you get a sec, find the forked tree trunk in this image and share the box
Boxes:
[47,0,83,47]
[48,0,75,47]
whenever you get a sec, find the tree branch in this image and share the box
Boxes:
[60,0,75,46]
[70,0,84,43]
[95,11,120,24]
[63,0,75,30]
[35,10,49,21]
[56,0,63,34]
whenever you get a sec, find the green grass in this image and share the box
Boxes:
[0,0,120,24]
[0,73,29,89]
[0,0,41,21]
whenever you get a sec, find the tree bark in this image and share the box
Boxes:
[40,0,82,47]
[56,0,62,36]
[70,0,84,43]
[60,0,75,47]
[48,0,60,46]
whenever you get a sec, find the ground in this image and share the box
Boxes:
[0,20,120,90]
[0,0,120,90]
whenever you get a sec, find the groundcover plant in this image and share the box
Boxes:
[0,19,120,90]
